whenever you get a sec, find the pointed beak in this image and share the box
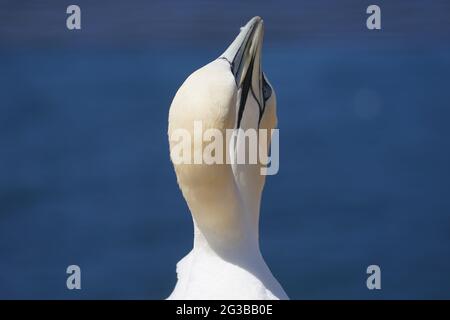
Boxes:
[220,16,265,128]
[221,16,264,87]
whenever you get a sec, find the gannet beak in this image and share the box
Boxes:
[220,16,265,128]
[220,16,264,86]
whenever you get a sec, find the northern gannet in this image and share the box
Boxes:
[167,16,288,300]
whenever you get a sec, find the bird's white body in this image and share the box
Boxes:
[167,17,288,300]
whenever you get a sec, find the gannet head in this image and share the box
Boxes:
[168,16,277,251]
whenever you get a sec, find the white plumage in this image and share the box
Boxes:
[167,17,288,300]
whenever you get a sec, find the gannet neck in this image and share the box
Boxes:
[169,218,288,300]
[192,218,260,261]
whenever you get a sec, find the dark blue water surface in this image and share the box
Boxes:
[0,0,450,299]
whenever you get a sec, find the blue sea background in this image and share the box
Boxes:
[0,0,449,299]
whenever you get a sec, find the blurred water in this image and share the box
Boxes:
[0,0,450,299]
